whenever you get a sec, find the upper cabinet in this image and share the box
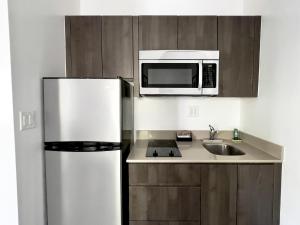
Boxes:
[102,16,133,79]
[66,16,102,78]
[65,16,261,97]
[65,16,134,79]
[138,16,218,50]
[138,16,178,50]
[218,16,261,97]
[178,16,218,50]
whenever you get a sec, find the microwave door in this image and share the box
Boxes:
[139,60,202,95]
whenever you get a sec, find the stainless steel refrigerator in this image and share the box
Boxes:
[43,78,133,225]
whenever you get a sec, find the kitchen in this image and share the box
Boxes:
[1,1,299,225]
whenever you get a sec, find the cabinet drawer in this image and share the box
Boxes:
[129,186,200,221]
[130,222,200,225]
[129,164,201,186]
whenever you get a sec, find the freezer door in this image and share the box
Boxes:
[43,79,121,142]
[45,150,122,225]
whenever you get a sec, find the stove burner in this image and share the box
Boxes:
[146,140,181,157]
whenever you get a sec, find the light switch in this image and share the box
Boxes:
[188,105,200,118]
[19,111,37,131]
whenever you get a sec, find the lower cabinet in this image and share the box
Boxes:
[237,164,281,225]
[128,164,281,225]
[130,222,199,225]
[201,165,237,225]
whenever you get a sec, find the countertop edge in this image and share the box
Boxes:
[126,159,283,163]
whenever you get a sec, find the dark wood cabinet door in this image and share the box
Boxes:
[178,16,217,50]
[168,223,199,225]
[102,16,133,79]
[130,222,199,225]
[218,16,261,97]
[133,16,140,96]
[65,16,102,78]
[139,16,178,50]
[129,164,201,186]
[201,164,237,225]
[237,165,274,225]
[129,186,200,221]
[273,164,282,225]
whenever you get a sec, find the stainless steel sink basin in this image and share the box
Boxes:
[203,143,245,156]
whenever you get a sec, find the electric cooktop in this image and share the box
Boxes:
[146,140,182,157]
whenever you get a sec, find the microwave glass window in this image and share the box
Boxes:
[148,68,193,86]
[142,63,199,88]
[202,63,217,88]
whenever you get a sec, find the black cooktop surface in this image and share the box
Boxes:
[146,140,181,157]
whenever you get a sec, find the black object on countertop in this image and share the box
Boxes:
[176,130,193,142]
[146,140,181,157]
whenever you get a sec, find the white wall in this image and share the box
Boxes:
[80,0,243,15]
[8,0,80,224]
[135,97,240,130]
[242,0,300,224]
[0,0,19,224]
[81,0,244,131]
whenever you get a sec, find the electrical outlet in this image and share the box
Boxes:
[188,105,200,118]
[19,111,36,131]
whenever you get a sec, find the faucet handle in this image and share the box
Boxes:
[209,125,218,140]
[209,124,216,132]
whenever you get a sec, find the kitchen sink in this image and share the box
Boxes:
[203,143,245,156]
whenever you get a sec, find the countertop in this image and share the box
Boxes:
[126,139,282,163]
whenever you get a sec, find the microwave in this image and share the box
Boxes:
[139,50,219,96]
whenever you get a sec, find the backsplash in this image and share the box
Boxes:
[134,97,240,130]
[135,130,233,140]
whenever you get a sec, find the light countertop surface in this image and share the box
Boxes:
[126,140,282,163]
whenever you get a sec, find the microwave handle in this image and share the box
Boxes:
[198,62,203,89]
[198,75,203,89]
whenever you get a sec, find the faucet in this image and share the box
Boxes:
[209,125,218,140]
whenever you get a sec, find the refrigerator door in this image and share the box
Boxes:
[45,150,122,225]
[43,78,121,142]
